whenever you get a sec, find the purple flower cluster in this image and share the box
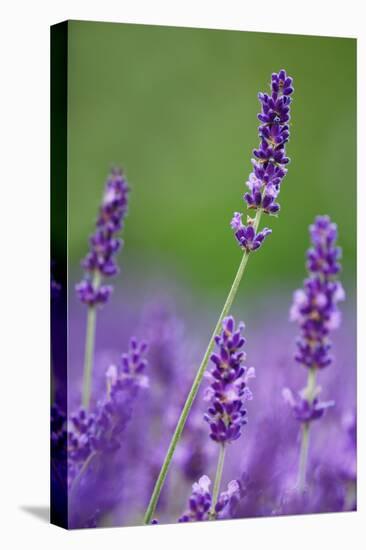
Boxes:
[68,337,148,483]
[231,70,293,252]
[245,69,293,214]
[284,215,345,422]
[290,216,345,371]
[204,316,255,444]
[282,387,334,422]
[231,213,272,252]
[178,475,240,522]
[76,168,129,306]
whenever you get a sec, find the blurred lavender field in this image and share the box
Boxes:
[51,279,355,527]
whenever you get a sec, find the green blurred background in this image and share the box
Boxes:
[66,21,356,297]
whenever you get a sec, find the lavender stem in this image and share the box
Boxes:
[82,270,101,409]
[143,209,262,525]
[296,367,317,492]
[209,444,226,520]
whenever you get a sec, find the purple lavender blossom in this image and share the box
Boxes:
[178,475,240,522]
[231,70,293,251]
[231,213,272,251]
[76,168,129,306]
[284,215,344,423]
[245,70,293,213]
[290,216,345,372]
[68,337,148,485]
[282,387,334,422]
[244,70,293,215]
[204,316,255,444]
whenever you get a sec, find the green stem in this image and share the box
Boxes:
[297,367,317,492]
[209,444,226,520]
[82,271,101,410]
[143,209,263,525]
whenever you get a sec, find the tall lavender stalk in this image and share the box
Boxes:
[143,70,294,524]
[283,215,345,492]
[76,168,129,409]
[204,316,254,517]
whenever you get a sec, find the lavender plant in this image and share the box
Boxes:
[143,69,294,524]
[76,168,129,409]
[283,215,345,492]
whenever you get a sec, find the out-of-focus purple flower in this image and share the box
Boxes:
[282,387,334,423]
[178,475,240,522]
[75,280,113,306]
[284,215,344,424]
[231,213,272,252]
[174,408,216,482]
[243,69,294,216]
[290,216,345,371]
[340,411,356,483]
[142,301,185,386]
[204,316,255,444]
[76,168,129,306]
[68,337,149,484]
[215,479,241,518]
[178,475,211,522]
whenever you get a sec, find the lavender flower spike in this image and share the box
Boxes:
[231,69,293,251]
[68,337,149,489]
[245,69,293,215]
[284,215,345,491]
[203,316,254,519]
[77,168,129,410]
[76,168,129,306]
[204,316,255,443]
[178,475,240,523]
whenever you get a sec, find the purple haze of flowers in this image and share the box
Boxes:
[178,475,240,522]
[204,316,255,443]
[75,168,129,306]
[284,215,345,422]
[68,337,148,483]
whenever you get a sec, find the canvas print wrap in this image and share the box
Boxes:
[50,20,356,529]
